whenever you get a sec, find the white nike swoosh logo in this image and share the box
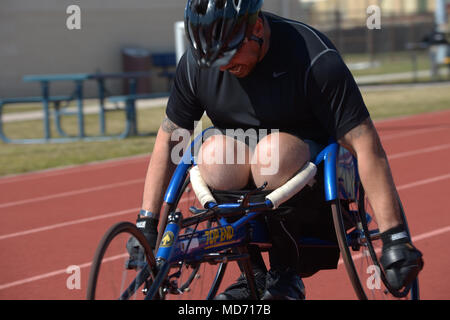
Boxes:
[273,71,287,78]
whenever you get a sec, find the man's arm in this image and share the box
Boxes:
[305,49,422,289]
[305,49,402,232]
[338,117,402,233]
[141,116,192,219]
[142,50,201,215]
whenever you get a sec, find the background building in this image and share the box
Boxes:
[0,0,445,98]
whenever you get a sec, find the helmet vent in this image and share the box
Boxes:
[213,18,224,42]
[193,0,209,15]
[215,0,226,10]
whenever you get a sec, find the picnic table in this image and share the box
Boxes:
[0,72,170,144]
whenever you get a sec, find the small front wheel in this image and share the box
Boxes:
[86,222,158,300]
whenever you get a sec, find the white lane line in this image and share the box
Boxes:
[380,126,449,142]
[0,196,196,241]
[0,178,145,209]
[0,175,448,291]
[2,224,449,291]
[0,253,127,291]
[397,173,450,191]
[0,154,149,185]
[1,174,449,241]
[0,261,91,291]
[373,108,450,124]
[0,172,449,242]
[388,143,450,160]
[3,142,450,209]
[413,225,450,242]
[0,208,138,241]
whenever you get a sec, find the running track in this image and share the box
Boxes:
[1,110,450,300]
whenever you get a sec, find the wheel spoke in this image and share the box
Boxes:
[86,222,156,300]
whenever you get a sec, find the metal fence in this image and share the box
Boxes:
[300,7,436,56]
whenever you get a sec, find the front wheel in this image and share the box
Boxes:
[86,221,158,300]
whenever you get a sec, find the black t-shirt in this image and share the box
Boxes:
[166,12,370,145]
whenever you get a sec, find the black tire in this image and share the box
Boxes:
[331,199,367,299]
[357,186,420,299]
[86,221,157,300]
[332,181,420,300]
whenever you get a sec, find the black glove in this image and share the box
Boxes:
[380,225,424,291]
[126,215,158,269]
[380,242,423,291]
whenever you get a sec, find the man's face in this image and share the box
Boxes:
[219,18,265,78]
[219,37,261,78]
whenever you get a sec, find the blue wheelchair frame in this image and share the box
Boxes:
[156,140,350,265]
[135,128,418,300]
[135,129,361,298]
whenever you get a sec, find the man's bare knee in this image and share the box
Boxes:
[197,134,252,190]
[251,132,310,190]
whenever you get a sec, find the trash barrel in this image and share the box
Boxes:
[121,47,152,94]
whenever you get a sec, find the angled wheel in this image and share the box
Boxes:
[332,175,420,300]
[86,221,157,300]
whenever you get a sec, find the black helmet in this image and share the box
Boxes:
[185,0,263,68]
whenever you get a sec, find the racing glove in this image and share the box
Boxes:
[379,225,424,291]
[126,214,158,269]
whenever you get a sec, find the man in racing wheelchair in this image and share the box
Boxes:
[127,0,423,300]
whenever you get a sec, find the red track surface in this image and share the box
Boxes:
[1,110,450,300]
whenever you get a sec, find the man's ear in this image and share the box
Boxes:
[252,17,264,38]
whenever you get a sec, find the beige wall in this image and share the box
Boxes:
[302,0,436,16]
[1,0,187,97]
[1,0,437,98]
[0,0,295,98]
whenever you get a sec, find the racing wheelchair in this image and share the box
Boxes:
[86,128,420,300]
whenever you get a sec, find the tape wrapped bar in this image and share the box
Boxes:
[189,165,216,207]
[266,162,317,209]
[190,162,317,209]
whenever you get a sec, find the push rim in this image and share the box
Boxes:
[86,221,156,300]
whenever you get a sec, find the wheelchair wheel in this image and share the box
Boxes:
[154,171,227,300]
[331,183,420,300]
[86,221,157,300]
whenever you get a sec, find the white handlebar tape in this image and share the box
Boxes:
[189,166,216,208]
[266,162,317,209]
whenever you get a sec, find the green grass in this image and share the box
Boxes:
[0,107,165,176]
[1,84,450,177]
[362,85,450,120]
[343,51,431,78]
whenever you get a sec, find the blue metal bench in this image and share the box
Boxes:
[20,73,91,142]
[107,92,170,137]
[89,71,153,136]
[0,95,74,144]
[0,71,171,144]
